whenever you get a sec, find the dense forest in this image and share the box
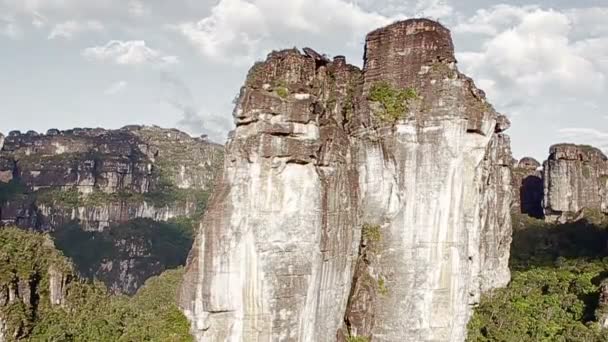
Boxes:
[468,213,608,341]
[0,228,192,341]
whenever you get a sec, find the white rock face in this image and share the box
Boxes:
[356,118,508,342]
[180,19,513,342]
[543,144,608,222]
[180,48,360,341]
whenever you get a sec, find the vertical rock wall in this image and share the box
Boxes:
[180,19,512,342]
[350,20,511,342]
[543,144,608,222]
[512,157,543,218]
[180,50,362,341]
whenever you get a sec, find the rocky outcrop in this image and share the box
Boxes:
[346,20,512,341]
[0,229,72,341]
[0,126,223,294]
[180,19,512,342]
[512,157,543,218]
[180,47,362,342]
[597,279,608,328]
[543,144,608,223]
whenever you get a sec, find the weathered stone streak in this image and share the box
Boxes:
[180,50,361,341]
[181,19,512,342]
[349,19,511,342]
[512,157,543,218]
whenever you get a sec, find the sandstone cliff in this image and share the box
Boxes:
[543,144,608,223]
[180,19,513,342]
[0,126,222,231]
[0,126,223,294]
[512,157,543,218]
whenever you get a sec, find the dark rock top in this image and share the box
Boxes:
[363,19,497,134]
[517,157,541,170]
[549,143,607,162]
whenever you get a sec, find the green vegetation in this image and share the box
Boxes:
[36,187,81,208]
[52,217,196,293]
[468,214,608,341]
[378,277,389,296]
[362,223,382,243]
[583,165,592,179]
[368,81,418,123]
[275,86,290,99]
[0,228,192,341]
[346,336,369,342]
[0,179,26,204]
[0,227,72,284]
[34,185,209,211]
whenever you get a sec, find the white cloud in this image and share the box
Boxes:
[31,12,46,28]
[558,128,608,152]
[456,5,608,116]
[48,20,104,39]
[414,0,453,19]
[128,0,147,17]
[1,14,22,39]
[161,72,231,142]
[454,4,539,36]
[82,40,179,66]
[104,80,127,95]
[174,0,392,65]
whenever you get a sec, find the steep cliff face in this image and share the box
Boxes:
[180,48,362,341]
[0,126,223,294]
[543,144,608,223]
[348,20,512,341]
[180,19,512,342]
[512,157,543,218]
[0,126,222,231]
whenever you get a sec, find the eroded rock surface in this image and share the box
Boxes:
[180,19,512,342]
[512,157,544,218]
[0,126,222,231]
[0,126,223,294]
[597,279,608,328]
[543,144,608,223]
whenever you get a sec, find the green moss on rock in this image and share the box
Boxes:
[368,81,418,123]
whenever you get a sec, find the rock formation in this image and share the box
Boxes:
[512,157,544,218]
[0,126,223,294]
[597,279,608,329]
[543,144,608,223]
[180,19,513,342]
[0,126,222,231]
[0,228,72,341]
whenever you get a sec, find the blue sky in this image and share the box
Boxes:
[1,0,607,161]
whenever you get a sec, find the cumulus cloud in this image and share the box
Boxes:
[173,0,392,65]
[48,20,104,39]
[103,80,127,95]
[82,40,179,67]
[558,128,608,152]
[128,0,147,17]
[160,72,231,142]
[0,15,21,39]
[455,5,608,117]
[413,0,453,19]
